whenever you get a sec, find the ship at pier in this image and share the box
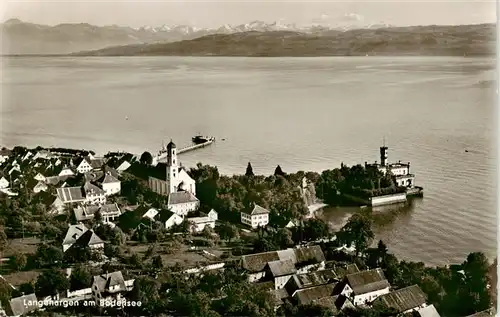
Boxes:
[192,135,215,145]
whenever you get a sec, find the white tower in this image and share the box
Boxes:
[166,140,178,194]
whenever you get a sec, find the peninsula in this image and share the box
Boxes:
[0,144,495,317]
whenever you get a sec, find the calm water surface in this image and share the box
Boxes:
[0,56,496,266]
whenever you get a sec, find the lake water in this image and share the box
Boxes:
[0,56,496,266]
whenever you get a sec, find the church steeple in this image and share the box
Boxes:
[166,139,178,193]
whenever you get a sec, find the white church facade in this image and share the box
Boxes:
[148,140,197,197]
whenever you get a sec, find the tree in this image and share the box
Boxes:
[300,218,330,242]
[459,252,491,313]
[337,214,374,256]
[35,244,64,268]
[140,151,153,165]
[217,223,239,243]
[35,268,70,298]
[128,277,162,315]
[69,265,92,291]
[273,228,294,249]
[274,165,285,177]
[0,226,7,257]
[11,253,27,271]
[64,244,91,264]
[245,162,254,177]
[152,255,163,271]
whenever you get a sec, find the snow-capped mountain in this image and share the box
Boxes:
[1,18,394,54]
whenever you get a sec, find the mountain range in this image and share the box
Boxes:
[1,18,393,55]
[1,19,495,56]
[74,24,495,57]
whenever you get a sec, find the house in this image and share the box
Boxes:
[241,204,270,229]
[92,271,128,305]
[265,259,297,289]
[416,304,441,317]
[56,187,86,205]
[58,166,76,177]
[157,210,184,230]
[66,229,105,254]
[116,161,131,173]
[8,165,20,176]
[187,209,218,233]
[62,224,104,252]
[332,263,360,280]
[83,182,107,205]
[98,172,121,196]
[285,269,338,297]
[34,172,46,182]
[241,245,326,283]
[148,141,196,196]
[21,151,33,161]
[338,268,391,306]
[167,191,200,216]
[74,157,93,174]
[33,150,54,161]
[0,177,9,189]
[62,224,88,251]
[7,293,39,317]
[373,285,427,313]
[74,203,122,223]
[118,206,159,233]
[293,283,337,306]
[33,181,48,193]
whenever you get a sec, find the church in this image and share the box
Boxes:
[148,140,196,197]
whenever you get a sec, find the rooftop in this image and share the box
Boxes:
[373,284,427,313]
[57,186,85,203]
[293,283,337,305]
[346,268,390,295]
[93,271,126,293]
[245,204,270,216]
[417,304,442,317]
[267,259,297,277]
[8,293,38,316]
[168,191,199,205]
[62,224,88,246]
[291,269,337,289]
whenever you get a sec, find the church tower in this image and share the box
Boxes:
[166,140,178,193]
[380,145,388,166]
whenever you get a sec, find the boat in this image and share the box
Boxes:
[192,135,215,144]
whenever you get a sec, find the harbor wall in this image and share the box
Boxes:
[342,192,407,207]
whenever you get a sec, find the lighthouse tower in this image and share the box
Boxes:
[166,140,178,194]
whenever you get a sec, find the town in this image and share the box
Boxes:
[0,142,495,317]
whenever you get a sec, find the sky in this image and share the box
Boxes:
[1,0,497,28]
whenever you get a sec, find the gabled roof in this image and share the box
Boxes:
[74,203,121,221]
[293,245,326,264]
[293,283,337,305]
[242,251,280,273]
[57,186,86,203]
[187,216,216,225]
[93,271,126,294]
[84,171,104,182]
[465,308,496,317]
[346,268,390,295]
[244,204,270,216]
[8,293,38,316]
[69,229,104,250]
[373,285,427,312]
[90,158,105,169]
[267,259,297,277]
[291,269,337,290]
[312,296,340,313]
[157,209,178,223]
[74,156,92,167]
[418,304,441,317]
[83,182,105,195]
[241,246,326,273]
[168,191,199,205]
[46,175,70,185]
[103,165,120,179]
[100,172,120,184]
[62,224,88,246]
[118,205,157,232]
[271,288,289,307]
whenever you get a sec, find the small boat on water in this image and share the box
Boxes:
[192,135,215,144]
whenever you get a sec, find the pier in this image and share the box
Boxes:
[156,138,215,163]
